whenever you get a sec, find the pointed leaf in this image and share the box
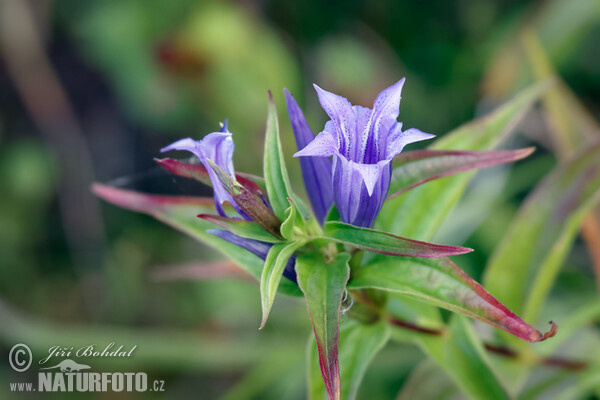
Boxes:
[339,321,390,400]
[91,183,301,296]
[389,147,535,198]
[155,157,266,197]
[307,320,391,400]
[263,92,309,219]
[198,214,282,242]
[296,252,351,400]
[280,198,306,241]
[260,241,305,329]
[348,256,555,342]
[155,157,212,186]
[206,159,283,239]
[323,221,473,258]
[484,141,600,321]
[377,82,548,239]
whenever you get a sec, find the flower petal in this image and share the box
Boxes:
[354,160,391,196]
[219,118,229,132]
[332,155,392,227]
[372,78,405,123]
[284,89,334,223]
[161,131,240,217]
[362,79,405,162]
[294,130,337,158]
[160,137,198,155]
[386,126,435,159]
[313,84,354,156]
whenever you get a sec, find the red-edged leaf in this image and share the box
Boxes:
[155,157,212,186]
[349,256,557,343]
[323,221,473,258]
[155,157,266,198]
[91,183,303,294]
[92,182,217,214]
[151,260,253,282]
[389,147,535,198]
[296,252,351,400]
[198,214,283,242]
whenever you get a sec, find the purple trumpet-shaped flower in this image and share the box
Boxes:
[294,79,435,227]
[208,230,297,283]
[284,89,333,224]
[161,121,250,219]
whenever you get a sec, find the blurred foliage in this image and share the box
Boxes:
[0,0,599,399]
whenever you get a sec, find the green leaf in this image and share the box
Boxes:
[263,92,309,220]
[338,320,390,400]
[92,183,301,296]
[523,32,600,290]
[349,256,554,342]
[308,320,391,400]
[377,82,547,240]
[416,315,512,400]
[484,142,600,321]
[198,214,282,243]
[280,198,306,241]
[389,147,534,198]
[296,252,351,400]
[259,240,305,329]
[323,221,473,258]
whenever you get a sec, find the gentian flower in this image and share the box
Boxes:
[161,121,250,220]
[161,122,298,282]
[294,78,435,227]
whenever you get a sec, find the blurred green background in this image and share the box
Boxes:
[0,0,599,398]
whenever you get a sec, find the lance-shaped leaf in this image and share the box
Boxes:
[260,241,305,329]
[377,82,548,239]
[263,91,309,219]
[198,214,282,243]
[296,252,351,400]
[207,159,283,239]
[307,320,391,400]
[280,198,306,241]
[389,147,535,198]
[284,88,334,224]
[323,221,473,258]
[348,256,556,343]
[91,183,301,296]
[484,141,600,321]
[155,157,266,199]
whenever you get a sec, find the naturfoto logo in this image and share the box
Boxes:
[8,343,165,394]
